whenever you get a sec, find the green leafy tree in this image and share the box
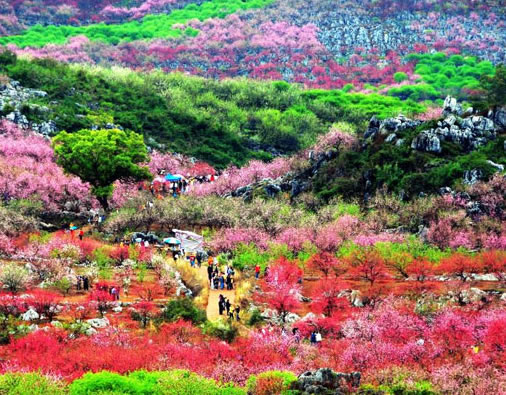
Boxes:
[52,129,152,210]
[479,64,506,109]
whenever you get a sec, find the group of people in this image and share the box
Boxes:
[218,294,240,321]
[76,275,90,291]
[310,330,323,345]
[96,283,121,301]
[207,260,235,290]
[189,252,203,268]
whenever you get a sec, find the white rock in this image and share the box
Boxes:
[350,290,363,307]
[21,308,39,321]
[87,317,109,329]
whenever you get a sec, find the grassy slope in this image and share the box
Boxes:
[0,0,275,48]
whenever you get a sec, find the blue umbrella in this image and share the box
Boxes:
[163,237,181,245]
[165,174,182,182]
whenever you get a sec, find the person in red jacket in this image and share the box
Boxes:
[255,264,260,279]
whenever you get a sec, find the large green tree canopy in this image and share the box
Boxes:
[52,128,152,210]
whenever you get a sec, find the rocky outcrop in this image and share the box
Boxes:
[226,149,338,201]
[291,369,361,395]
[0,80,57,135]
[411,97,499,153]
[365,114,422,141]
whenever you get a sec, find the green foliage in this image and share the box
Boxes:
[53,277,73,296]
[0,50,16,67]
[231,244,269,271]
[476,63,506,109]
[70,370,245,395]
[0,0,275,48]
[303,89,426,121]
[52,128,152,209]
[359,379,436,395]
[247,308,264,327]
[393,72,408,83]
[313,125,504,201]
[400,53,495,100]
[202,319,239,342]
[0,373,65,395]
[161,298,207,325]
[246,371,297,395]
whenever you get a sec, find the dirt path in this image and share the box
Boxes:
[199,266,236,321]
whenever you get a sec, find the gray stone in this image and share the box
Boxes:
[411,130,441,153]
[385,133,397,143]
[493,107,506,130]
[293,369,361,394]
[87,317,109,328]
[443,96,462,116]
[486,160,504,172]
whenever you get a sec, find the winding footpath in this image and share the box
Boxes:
[199,266,236,321]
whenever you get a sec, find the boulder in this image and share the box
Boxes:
[21,308,39,321]
[493,107,506,130]
[411,130,441,153]
[443,96,463,116]
[87,317,109,329]
[112,305,123,313]
[463,169,483,185]
[292,369,361,395]
[350,290,363,307]
[487,160,504,172]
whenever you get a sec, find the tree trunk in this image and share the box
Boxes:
[97,196,109,211]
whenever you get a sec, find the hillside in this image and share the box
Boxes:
[0,1,505,394]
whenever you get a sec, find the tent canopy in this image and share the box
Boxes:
[165,174,182,182]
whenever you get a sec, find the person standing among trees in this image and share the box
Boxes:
[79,229,84,241]
[255,264,261,279]
[218,295,224,315]
[207,264,213,284]
[235,305,241,322]
[225,298,231,316]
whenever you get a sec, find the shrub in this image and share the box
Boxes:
[0,372,65,395]
[161,298,206,325]
[246,371,297,395]
[393,72,408,83]
[70,370,246,395]
[0,263,30,293]
[202,320,239,343]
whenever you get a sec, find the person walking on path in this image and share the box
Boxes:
[235,305,241,322]
[207,264,213,284]
[219,274,225,290]
[218,295,224,315]
[79,229,84,241]
[255,264,260,279]
[225,298,231,316]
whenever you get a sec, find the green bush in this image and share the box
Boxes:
[0,0,275,48]
[160,298,207,325]
[202,319,239,342]
[0,373,65,395]
[359,380,436,395]
[246,371,297,395]
[70,370,246,395]
[393,72,408,83]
